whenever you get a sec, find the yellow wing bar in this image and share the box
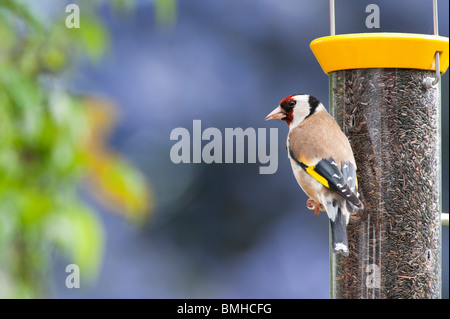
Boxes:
[305,165,330,189]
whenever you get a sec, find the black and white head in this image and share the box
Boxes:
[265,94,326,128]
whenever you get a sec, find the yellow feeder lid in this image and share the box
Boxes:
[310,33,449,74]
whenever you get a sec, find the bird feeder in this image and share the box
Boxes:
[310,1,449,299]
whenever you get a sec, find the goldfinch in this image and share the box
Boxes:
[265,94,363,256]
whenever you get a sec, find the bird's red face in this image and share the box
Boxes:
[265,95,297,125]
[266,94,323,127]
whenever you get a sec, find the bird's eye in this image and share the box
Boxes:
[288,100,296,107]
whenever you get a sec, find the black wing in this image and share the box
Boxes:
[291,154,362,208]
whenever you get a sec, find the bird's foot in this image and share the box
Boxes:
[306,198,323,216]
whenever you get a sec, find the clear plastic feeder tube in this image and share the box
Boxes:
[311,33,449,299]
[329,68,441,299]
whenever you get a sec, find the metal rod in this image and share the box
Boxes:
[330,0,335,36]
[442,213,449,226]
[432,0,440,86]
[423,0,440,89]
[433,0,439,35]
[432,51,440,86]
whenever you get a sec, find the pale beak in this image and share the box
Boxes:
[265,105,286,121]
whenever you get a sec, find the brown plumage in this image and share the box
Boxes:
[288,110,356,167]
[287,110,359,207]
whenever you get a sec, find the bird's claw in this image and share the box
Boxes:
[306,198,323,216]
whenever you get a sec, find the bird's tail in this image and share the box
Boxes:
[330,207,349,256]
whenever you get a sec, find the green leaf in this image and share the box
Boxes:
[46,203,104,280]
[0,0,43,32]
[73,12,109,61]
[111,0,136,13]
[155,0,177,27]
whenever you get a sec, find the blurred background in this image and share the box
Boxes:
[0,0,448,298]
